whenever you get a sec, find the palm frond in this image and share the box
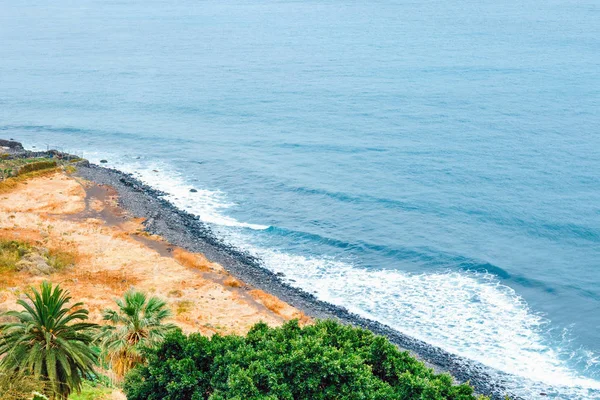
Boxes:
[97,289,176,378]
[0,281,99,399]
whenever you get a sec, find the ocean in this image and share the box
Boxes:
[1,0,599,398]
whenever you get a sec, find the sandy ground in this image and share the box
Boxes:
[0,171,309,336]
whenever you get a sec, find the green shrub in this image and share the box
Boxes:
[0,240,33,272]
[0,372,47,400]
[0,239,76,273]
[124,320,487,400]
[18,160,57,175]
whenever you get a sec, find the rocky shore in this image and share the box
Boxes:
[74,163,519,400]
[3,140,518,399]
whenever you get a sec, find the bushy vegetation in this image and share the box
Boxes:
[0,282,487,399]
[124,320,486,400]
[0,282,99,399]
[0,239,76,274]
[96,290,177,378]
[0,284,167,399]
[0,240,32,272]
[68,379,114,400]
[0,158,57,180]
[0,371,47,400]
[0,158,61,192]
[18,160,57,175]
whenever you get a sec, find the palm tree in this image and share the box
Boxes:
[96,290,176,377]
[0,281,98,399]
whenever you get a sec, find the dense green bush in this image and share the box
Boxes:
[124,320,486,400]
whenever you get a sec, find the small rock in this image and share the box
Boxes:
[100,159,108,163]
[190,188,198,193]
[275,272,285,277]
[153,169,159,172]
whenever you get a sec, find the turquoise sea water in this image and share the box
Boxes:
[1,0,599,397]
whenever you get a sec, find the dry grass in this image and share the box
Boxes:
[168,289,183,297]
[0,240,29,272]
[223,276,243,288]
[173,248,217,272]
[0,229,43,243]
[46,247,78,271]
[249,289,285,314]
[111,231,131,240]
[70,270,140,292]
[0,273,23,291]
[248,289,312,325]
[0,167,60,193]
[0,372,47,400]
[295,312,312,326]
[175,300,193,315]
[0,238,78,274]
[64,165,77,174]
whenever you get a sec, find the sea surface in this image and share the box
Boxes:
[1,0,599,398]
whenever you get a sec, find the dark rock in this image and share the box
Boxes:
[275,272,285,277]
[0,139,24,150]
[100,159,108,163]
[190,188,198,193]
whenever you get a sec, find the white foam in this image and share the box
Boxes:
[91,156,270,231]
[220,234,600,399]
[33,146,600,398]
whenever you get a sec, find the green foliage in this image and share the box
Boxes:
[0,240,33,271]
[64,165,77,174]
[67,380,112,400]
[0,282,99,399]
[45,248,77,272]
[0,239,76,274]
[17,160,57,175]
[0,158,57,178]
[124,320,486,400]
[0,371,47,400]
[96,290,177,377]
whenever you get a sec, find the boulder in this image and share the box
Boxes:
[0,139,24,150]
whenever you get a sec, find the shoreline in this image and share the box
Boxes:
[75,163,517,400]
[0,141,517,399]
